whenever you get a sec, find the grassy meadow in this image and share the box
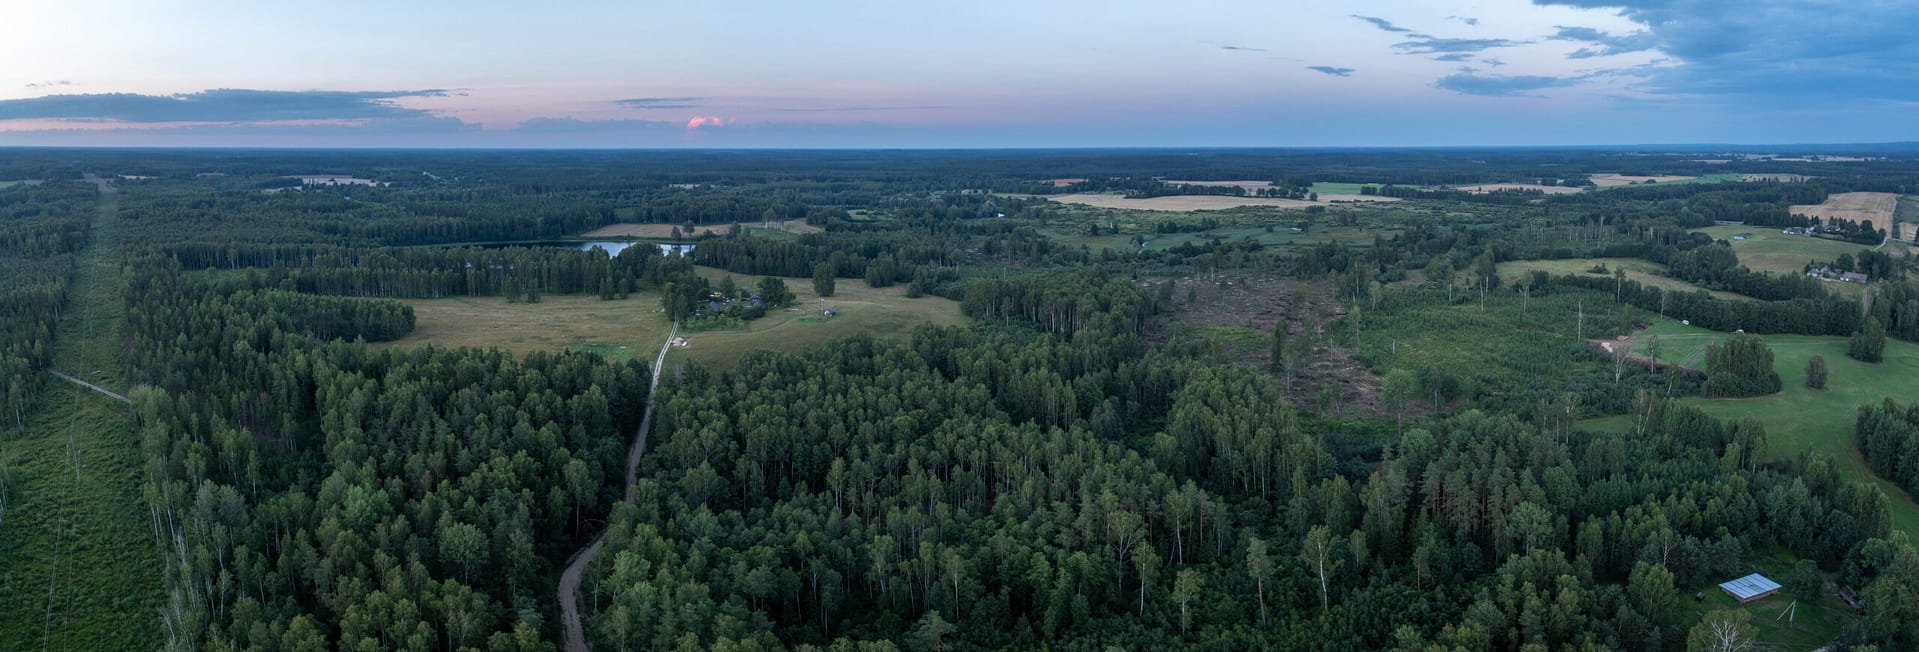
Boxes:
[392,267,967,371]
[1496,257,1749,300]
[1692,225,1873,276]
[1585,319,1919,539]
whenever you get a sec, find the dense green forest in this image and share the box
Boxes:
[3,147,1919,650]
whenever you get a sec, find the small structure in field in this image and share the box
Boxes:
[1718,573,1782,603]
[1841,272,1869,283]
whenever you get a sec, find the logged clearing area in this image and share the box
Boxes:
[1585,319,1919,540]
[583,220,821,238]
[1588,174,1698,187]
[1791,192,1901,231]
[1146,274,1397,418]
[390,272,966,371]
[1497,258,1748,300]
[1048,192,1395,212]
[1454,183,1583,195]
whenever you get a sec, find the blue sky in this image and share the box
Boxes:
[0,0,1914,147]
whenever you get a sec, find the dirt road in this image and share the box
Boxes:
[559,321,677,652]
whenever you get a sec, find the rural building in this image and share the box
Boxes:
[1842,272,1869,283]
[1718,573,1782,603]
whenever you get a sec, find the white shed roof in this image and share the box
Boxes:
[1718,573,1781,600]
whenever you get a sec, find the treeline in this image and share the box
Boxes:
[155,242,695,300]
[0,181,94,428]
[1858,400,1919,497]
[1545,272,1860,336]
[126,252,654,648]
[961,269,1157,336]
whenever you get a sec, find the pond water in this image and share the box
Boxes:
[577,242,695,257]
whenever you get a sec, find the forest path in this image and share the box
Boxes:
[44,370,130,405]
[559,321,678,652]
[0,174,162,649]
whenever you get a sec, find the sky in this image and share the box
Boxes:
[0,0,1914,148]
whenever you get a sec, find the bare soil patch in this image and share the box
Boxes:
[1790,192,1900,231]
[1588,174,1698,187]
[583,220,821,238]
[1454,183,1583,195]
[1043,178,1089,187]
[1049,193,1395,212]
[1145,274,1404,418]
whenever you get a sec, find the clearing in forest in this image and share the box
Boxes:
[1790,192,1901,231]
[1496,258,1750,300]
[0,177,163,649]
[1586,319,1919,541]
[671,266,968,370]
[1048,192,1395,212]
[583,220,821,238]
[1145,274,1399,418]
[390,269,965,371]
[1692,225,1873,276]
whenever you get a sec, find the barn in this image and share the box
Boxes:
[1718,573,1782,603]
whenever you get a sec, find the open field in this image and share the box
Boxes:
[1585,319,1919,539]
[1589,174,1699,186]
[1497,257,1748,300]
[390,271,965,371]
[388,294,675,363]
[1692,225,1872,275]
[583,220,821,238]
[676,266,968,370]
[1790,192,1901,231]
[1454,183,1584,194]
[0,179,42,190]
[1048,192,1395,212]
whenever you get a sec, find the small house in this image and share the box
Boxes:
[1842,272,1869,283]
[1718,573,1782,603]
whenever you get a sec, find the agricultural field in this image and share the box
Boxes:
[0,179,41,190]
[1790,192,1901,231]
[584,219,820,238]
[1692,225,1872,275]
[390,270,966,371]
[1587,319,1919,539]
[1047,192,1393,212]
[1497,257,1748,300]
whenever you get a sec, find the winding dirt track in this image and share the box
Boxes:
[559,321,677,652]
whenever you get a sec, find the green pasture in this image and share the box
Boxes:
[1586,319,1919,539]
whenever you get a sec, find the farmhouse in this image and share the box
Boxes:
[1842,272,1869,283]
[1718,573,1782,603]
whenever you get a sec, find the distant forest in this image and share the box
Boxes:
[2,147,1918,651]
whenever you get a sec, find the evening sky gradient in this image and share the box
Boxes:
[1,0,1913,147]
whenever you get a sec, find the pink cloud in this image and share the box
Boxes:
[684,115,727,130]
